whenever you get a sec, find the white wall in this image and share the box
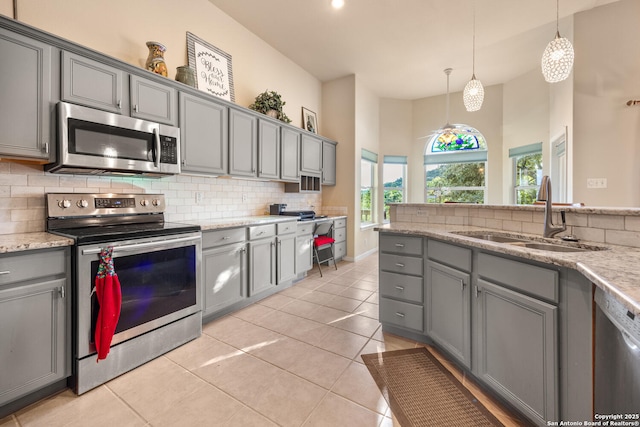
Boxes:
[572,0,640,207]
[502,68,550,203]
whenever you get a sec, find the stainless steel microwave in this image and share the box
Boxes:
[46,102,180,177]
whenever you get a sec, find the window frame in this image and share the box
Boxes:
[360,149,378,228]
[382,157,407,224]
[509,143,543,205]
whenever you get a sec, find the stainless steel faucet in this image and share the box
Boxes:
[537,175,566,238]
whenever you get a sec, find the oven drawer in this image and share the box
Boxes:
[203,228,246,248]
[0,248,66,286]
[249,224,276,240]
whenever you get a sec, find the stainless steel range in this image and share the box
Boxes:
[46,193,202,394]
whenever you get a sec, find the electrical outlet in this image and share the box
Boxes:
[195,192,203,204]
[587,178,607,189]
[242,193,248,202]
[416,209,427,216]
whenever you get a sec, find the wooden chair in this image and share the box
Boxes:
[312,221,337,277]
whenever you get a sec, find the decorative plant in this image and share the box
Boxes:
[248,90,292,123]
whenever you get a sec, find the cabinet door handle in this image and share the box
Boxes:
[395,312,405,318]
[222,236,231,240]
[395,263,405,268]
[58,286,65,299]
[395,243,405,248]
[460,281,466,291]
[117,100,122,109]
[0,271,10,275]
[43,142,49,154]
[394,285,405,291]
[474,286,481,298]
[240,247,246,254]
[257,231,264,236]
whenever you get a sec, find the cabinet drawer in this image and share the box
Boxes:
[428,239,472,272]
[277,221,297,235]
[335,241,346,259]
[297,222,314,236]
[334,218,347,229]
[202,228,246,248]
[0,249,66,286]
[380,234,423,256]
[333,227,346,243]
[380,297,423,332]
[249,224,276,240]
[380,253,423,276]
[380,271,423,303]
[478,253,559,303]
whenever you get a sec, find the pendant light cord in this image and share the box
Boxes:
[472,1,476,77]
[444,68,452,125]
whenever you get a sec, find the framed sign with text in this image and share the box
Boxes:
[186,32,235,102]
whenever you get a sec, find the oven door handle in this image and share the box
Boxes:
[81,235,199,255]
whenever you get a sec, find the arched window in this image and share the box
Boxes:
[424,125,487,203]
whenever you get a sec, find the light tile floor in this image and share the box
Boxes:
[1,254,525,427]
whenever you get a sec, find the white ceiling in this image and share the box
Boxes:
[208,0,620,100]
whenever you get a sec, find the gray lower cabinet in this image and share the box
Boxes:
[229,108,258,177]
[332,218,347,261]
[249,225,277,296]
[276,222,297,284]
[321,140,336,186]
[475,252,559,425]
[281,127,300,182]
[0,248,70,408]
[425,260,471,368]
[300,134,322,175]
[379,234,424,333]
[258,119,280,179]
[296,222,314,275]
[179,92,228,175]
[0,28,54,161]
[202,228,247,318]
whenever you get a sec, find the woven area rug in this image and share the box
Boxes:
[361,347,504,427]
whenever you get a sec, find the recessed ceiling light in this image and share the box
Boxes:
[331,0,345,9]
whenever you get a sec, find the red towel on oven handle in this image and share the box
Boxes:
[94,246,122,362]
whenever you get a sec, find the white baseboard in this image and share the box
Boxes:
[352,247,378,262]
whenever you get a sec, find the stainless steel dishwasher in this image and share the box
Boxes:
[594,287,640,415]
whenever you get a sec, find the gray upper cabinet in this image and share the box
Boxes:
[61,51,125,114]
[179,92,228,175]
[321,140,336,186]
[62,52,178,125]
[258,119,280,179]
[0,28,54,161]
[229,108,258,177]
[130,75,177,125]
[300,134,322,175]
[280,127,300,182]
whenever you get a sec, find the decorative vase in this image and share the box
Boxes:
[175,65,196,87]
[266,109,279,118]
[145,41,168,77]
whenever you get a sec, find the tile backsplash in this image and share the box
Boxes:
[0,162,325,235]
[391,204,640,249]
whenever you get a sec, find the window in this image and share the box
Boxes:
[510,143,543,204]
[383,156,407,223]
[424,126,487,203]
[361,149,378,226]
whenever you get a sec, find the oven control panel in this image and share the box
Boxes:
[46,193,165,217]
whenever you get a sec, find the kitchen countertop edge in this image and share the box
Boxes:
[376,222,640,316]
[0,233,74,253]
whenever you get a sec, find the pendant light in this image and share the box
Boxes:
[463,4,484,112]
[425,68,481,141]
[541,0,574,83]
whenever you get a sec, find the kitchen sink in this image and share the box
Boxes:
[452,231,606,252]
[508,242,587,252]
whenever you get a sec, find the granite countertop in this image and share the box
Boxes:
[377,222,640,316]
[193,215,345,231]
[0,232,74,254]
